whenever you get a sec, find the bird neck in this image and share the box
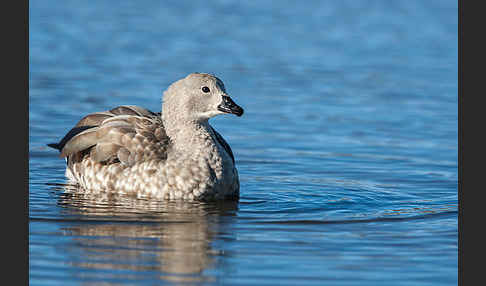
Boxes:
[165,118,217,153]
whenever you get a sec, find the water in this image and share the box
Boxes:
[29,0,458,285]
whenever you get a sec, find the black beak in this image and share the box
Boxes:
[218,95,244,117]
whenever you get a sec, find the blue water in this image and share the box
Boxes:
[29,0,458,285]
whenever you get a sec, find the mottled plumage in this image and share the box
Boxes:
[48,73,244,201]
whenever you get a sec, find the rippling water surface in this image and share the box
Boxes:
[29,0,458,285]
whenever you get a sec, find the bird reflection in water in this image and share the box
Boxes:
[53,184,238,284]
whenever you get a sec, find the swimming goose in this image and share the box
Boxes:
[48,73,244,201]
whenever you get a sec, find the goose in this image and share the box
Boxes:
[48,73,244,201]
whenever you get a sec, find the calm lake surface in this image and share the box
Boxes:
[29,0,458,285]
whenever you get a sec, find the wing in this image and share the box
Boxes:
[210,127,235,164]
[48,105,170,167]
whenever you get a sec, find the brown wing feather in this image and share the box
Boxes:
[89,142,122,162]
[51,105,170,167]
[75,112,114,127]
[59,127,100,157]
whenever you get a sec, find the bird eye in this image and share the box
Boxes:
[202,86,210,93]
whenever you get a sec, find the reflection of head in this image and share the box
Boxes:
[56,187,238,283]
